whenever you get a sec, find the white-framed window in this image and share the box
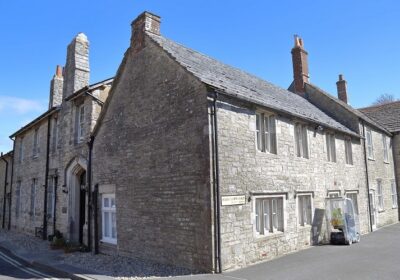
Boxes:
[15,181,21,218]
[295,123,309,159]
[377,179,384,211]
[256,112,277,154]
[76,104,85,142]
[254,195,284,236]
[33,128,39,158]
[30,178,37,221]
[297,194,312,226]
[391,180,397,208]
[328,191,340,198]
[346,192,359,215]
[102,194,117,244]
[366,128,374,159]
[344,137,353,165]
[18,138,24,163]
[47,177,56,218]
[326,133,336,162]
[382,135,389,163]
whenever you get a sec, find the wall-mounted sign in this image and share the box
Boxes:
[221,195,246,206]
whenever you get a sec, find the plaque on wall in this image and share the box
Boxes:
[221,195,246,206]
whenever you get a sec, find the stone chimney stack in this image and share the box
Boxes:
[63,33,90,99]
[336,74,348,104]
[291,35,309,97]
[131,11,161,53]
[49,65,64,108]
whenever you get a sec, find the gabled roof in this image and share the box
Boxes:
[65,77,114,103]
[304,83,391,135]
[359,101,400,133]
[10,107,60,138]
[147,33,358,137]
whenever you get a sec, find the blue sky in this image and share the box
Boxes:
[0,0,399,153]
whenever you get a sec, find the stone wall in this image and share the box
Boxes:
[216,96,369,270]
[393,133,400,218]
[92,36,213,271]
[0,153,12,228]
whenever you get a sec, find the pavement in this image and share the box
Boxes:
[0,223,399,280]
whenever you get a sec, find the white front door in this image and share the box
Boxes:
[369,191,377,230]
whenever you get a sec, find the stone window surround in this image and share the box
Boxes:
[327,190,341,198]
[32,128,40,158]
[344,137,353,165]
[326,132,336,163]
[294,122,309,159]
[391,180,397,209]
[252,193,287,238]
[255,111,277,155]
[382,135,389,164]
[18,137,24,163]
[366,127,374,160]
[99,184,117,245]
[376,179,384,212]
[296,192,313,227]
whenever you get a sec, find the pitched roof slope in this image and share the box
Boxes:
[147,33,358,137]
[304,83,391,135]
[359,101,400,132]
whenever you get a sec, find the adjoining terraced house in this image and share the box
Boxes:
[0,11,398,274]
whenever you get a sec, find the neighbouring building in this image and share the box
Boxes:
[0,151,13,229]
[0,11,398,274]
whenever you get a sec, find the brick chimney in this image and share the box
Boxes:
[336,74,348,104]
[63,33,90,99]
[49,65,64,108]
[131,11,161,53]
[291,35,309,97]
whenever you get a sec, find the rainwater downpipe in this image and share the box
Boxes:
[53,176,58,235]
[210,91,222,273]
[42,116,51,240]
[362,121,373,232]
[87,136,94,251]
[8,138,15,230]
[1,153,9,229]
[93,183,99,254]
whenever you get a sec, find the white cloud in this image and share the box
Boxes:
[0,96,46,115]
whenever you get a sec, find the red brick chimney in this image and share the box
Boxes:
[336,74,348,104]
[291,35,309,97]
[131,11,161,53]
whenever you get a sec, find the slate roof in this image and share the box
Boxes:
[304,83,391,135]
[65,77,114,102]
[359,101,400,132]
[147,32,358,137]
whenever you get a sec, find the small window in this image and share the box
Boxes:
[76,104,85,142]
[15,181,21,218]
[255,196,284,235]
[377,179,384,211]
[298,194,312,226]
[366,128,374,159]
[255,113,277,154]
[18,138,24,163]
[326,133,336,162]
[346,192,359,215]
[391,180,397,208]
[47,177,57,218]
[30,179,37,220]
[33,128,39,158]
[345,138,353,165]
[382,135,389,163]
[295,123,309,159]
[102,194,117,244]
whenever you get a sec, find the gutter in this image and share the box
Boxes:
[1,153,9,229]
[209,91,222,273]
[8,139,15,230]
[362,121,373,232]
[42,116,51,240]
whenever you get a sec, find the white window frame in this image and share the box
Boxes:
[253,195,285,237]
[344,137,353,165]
[382,135,389,163]
[33,128,39,158]
[77,104,85,142]
[377,179,384,211]
[255,112,277,154]
[345,191,359,215]
[295,123,309,159]
[366,128,374,160]
[391,180,397,208]
[297,193,313,227]
[101,193,117,244]
[326,133,336,162]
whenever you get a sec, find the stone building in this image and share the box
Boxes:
[0,151,12,229]
[0,10,399,274]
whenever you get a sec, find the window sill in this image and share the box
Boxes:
[392,206,398,209]
[383,161,390,165]
[298,224,312,229]
[100,238,117,245]
[255,231,284,240]
[378,209,385,213]
[368,157,375,161]
[345,164,354,167]
[256,150,278,156]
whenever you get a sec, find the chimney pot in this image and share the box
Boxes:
[56,65,63,77]
[336,74,348,104]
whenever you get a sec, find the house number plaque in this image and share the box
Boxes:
[221,195,246,206]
